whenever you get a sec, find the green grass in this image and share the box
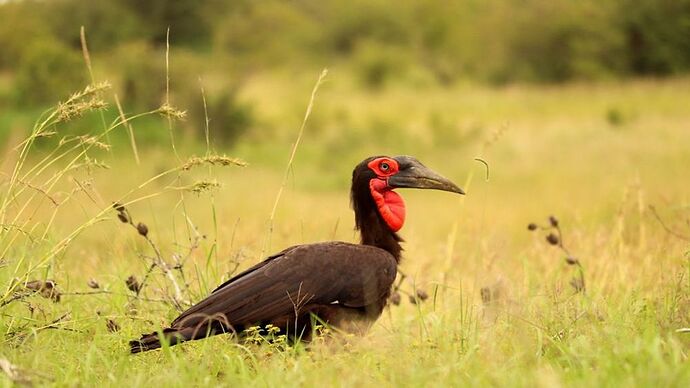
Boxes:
[0,74,689,387]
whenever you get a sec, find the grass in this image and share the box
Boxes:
[0,71,689,387]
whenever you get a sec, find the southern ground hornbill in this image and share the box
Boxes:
[130,155,464,353]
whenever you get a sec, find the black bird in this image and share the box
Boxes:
[130,155,464,353]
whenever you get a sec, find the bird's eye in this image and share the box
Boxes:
[380,162,390,172]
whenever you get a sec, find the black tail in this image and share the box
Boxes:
[129,322,236,353]
[129,328,191,353]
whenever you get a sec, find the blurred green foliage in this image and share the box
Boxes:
[0,0,689,143]
[15,39,88,105]
[115,42,167,109]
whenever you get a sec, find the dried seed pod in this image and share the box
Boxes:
[136,222,149,237]
[389,291,401,306]
[415,289,429,301]
[549,215,559,227]
[565,256,579,265]
[527,223,538,231]
[41,282,61,302]
[546,233,559,245]
[480,287,491,304]
[125,275,141,293]
[117,212,129,223]
[112,202,126,212]
[23,279,44,292]
[87,278,100,289]
[24,279,61,302]
[408,295,418,305]
[106,319,120,332]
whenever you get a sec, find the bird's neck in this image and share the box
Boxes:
[350,172,404,262]
[355,206,403,263]
[360,216,403,262]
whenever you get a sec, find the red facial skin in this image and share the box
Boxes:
[367,158,406,232]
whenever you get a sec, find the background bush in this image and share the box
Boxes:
[14,39,87,105]
[1,0,690,144]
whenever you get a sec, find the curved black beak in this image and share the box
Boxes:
[388,156,465,195]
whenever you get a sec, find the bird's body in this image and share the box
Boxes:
[130,156,463,353]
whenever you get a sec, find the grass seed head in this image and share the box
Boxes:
[565,256,579,265]
[157,104,187,120]
[182,155,247,170]
[480,287,491,304]
[87,278,100,289]
[63,82,110,103]
[527,223,538,231]
[415,289,429,301]
[546,233,559,245]
[125,275,141,293]
[55,96,108,123]
[106,319,120,333]
[389,291,401,305]
[189,180,221,194]
[549,215,559,227]
[117,212,129,224]
[136,223,149,237]
[24,279,61,302]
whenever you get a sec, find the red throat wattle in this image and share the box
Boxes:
[369,179,405,232]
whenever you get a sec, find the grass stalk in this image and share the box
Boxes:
[262,68,328,257]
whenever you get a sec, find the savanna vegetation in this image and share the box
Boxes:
[0,0,689,386]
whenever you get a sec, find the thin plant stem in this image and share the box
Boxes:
[262,69,328,258]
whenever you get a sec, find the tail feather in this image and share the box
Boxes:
[129,328,189,353]
[129,322,235,353]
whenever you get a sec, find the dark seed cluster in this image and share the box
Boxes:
[113,203,150,240]
[527,214,585,293]
[106,318,121,333]
[389,291,401,305]
[117,212,129,223]
[114,202,129,223]
[388,272,430,307]
[22,279,61,302]
[546,233,559,245]
[111,200,189,307]
[125,275,141,293]
[136,223,149,237]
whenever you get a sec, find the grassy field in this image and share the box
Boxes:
[0,73,689,387]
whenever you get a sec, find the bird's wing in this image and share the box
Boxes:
[210,246,298,293]
[170,242,396,330]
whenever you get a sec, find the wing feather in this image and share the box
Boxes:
[171,242,396,330]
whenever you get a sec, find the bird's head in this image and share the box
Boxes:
[351,155,464,232]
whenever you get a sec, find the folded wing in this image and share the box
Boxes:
[170,241,397,331]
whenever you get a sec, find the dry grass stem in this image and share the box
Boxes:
[114,94,140,165]
[263,68,328,256]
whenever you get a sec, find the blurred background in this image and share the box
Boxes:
[1,0,689,147]
[0,0,689,275]
[1,0,689,261]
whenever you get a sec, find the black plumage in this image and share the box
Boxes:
[130,155,463,353]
